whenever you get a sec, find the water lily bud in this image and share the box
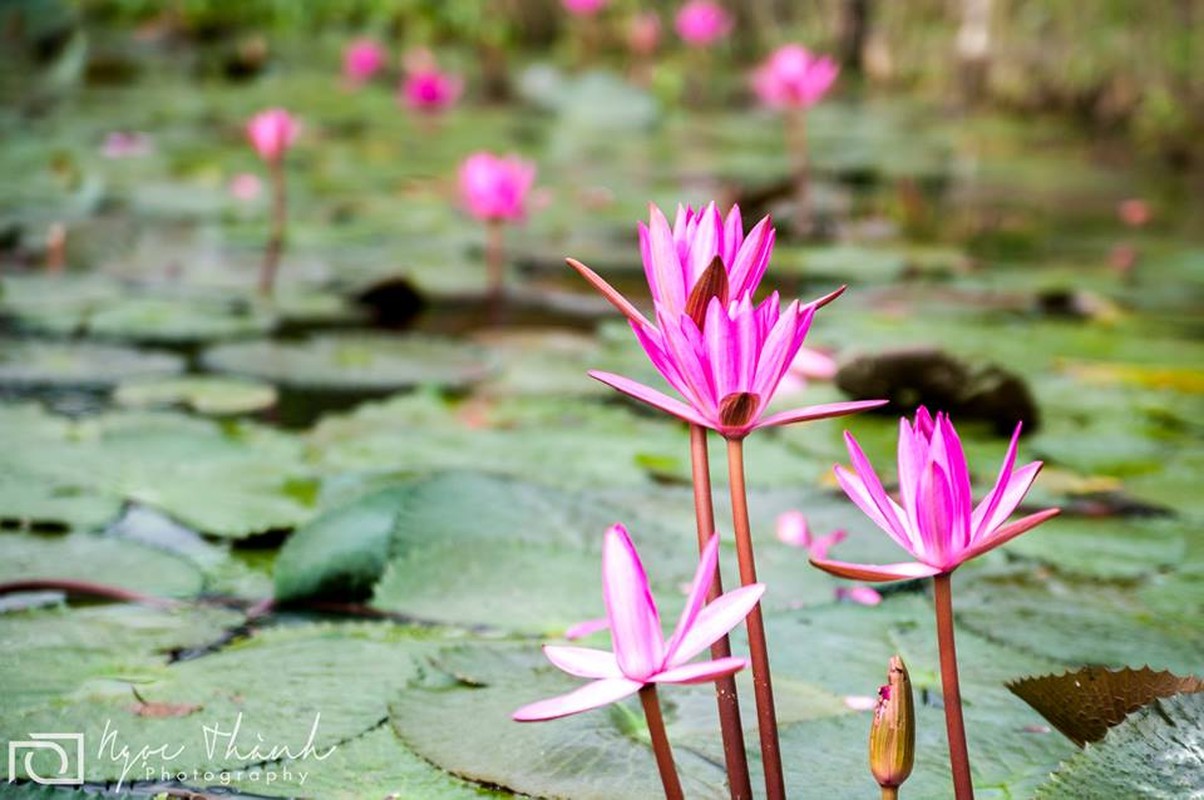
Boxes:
[870,655,914,794]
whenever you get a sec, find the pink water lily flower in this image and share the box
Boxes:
[402,67,464,113]
[459,152,537,223]
[513,524,762,721]
[591,291,884,439]
[569,202,775,332]
[246,108,298,163]
[343,39,386,84]
[811,408,1060,582]
[752,44,839,110]
[675,0,732,47]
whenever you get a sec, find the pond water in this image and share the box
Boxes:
[0,20,1201,800]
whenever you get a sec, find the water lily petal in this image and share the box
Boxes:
[670,583,765,664]
[512,677,643,722]
[809,557,941,583]
[757,399,887,429]
[961,507,1060,564]
[653,656,748,685]
[564,617,609,640]
[663,534,720,664]
[602,524,664,680]
[565,257,652,330]
[974,460,1042,538]
[588,371,711,428]
[543,645,623,679]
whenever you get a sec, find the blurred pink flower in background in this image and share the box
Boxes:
[343,39,387,84]
[775,511,847,560]
[1118,198,1151,228]
[627,11,662,56]
[562,0,607,16]
[101,132,154,158]
[835,586,883,606]
[246,108,298,162]
[402,67,464,113]
[228,172,263,202]
[752,44,840,109]
[459,152,537,222]
[675,0,732,47]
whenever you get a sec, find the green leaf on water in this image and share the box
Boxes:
[1034,693,1204,799]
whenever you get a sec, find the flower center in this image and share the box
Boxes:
[718,391,760,428]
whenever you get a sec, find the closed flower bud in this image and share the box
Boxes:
[870,655,915,794]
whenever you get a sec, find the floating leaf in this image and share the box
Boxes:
[1007,666,1204,747]
[114,376,278,415]
[1034,693,1204,799]
[0,340,183,390]
[204,334,493,392]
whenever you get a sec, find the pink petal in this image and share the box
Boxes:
[671,583,765,664]
[836,429,911,545]
[645,205,686,314]
[687,202,722,285]
[808,528,848,561]
[653,656,748,685]
[960,508,1060,564]
[565,257,652,330]
[543,645,623,679]
[588,371,711,428]
[834,585,883,606]
[776,510,811,548]
[834,464,913,554]
[975,461,1042,537]
[729,216,774,297]
[915,460,955,567]
[602,524,664,680]
[564,617,609,640]
[752,302,804,401]
[663,534,720,664]
[757,398,887,429]
[512,677,644,721]
[809,557,941,583]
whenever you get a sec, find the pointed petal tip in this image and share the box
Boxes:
[809,557,940,584]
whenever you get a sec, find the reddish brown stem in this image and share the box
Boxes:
[639,684,685,800]
[786,108,811,237]
[0,579,174,608]
[725,438,786,800]
[486,219,506,296]
[259,158,286,297]
[690,425,753,800]
[933,572,974,800]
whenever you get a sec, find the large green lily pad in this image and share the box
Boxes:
[0,340,183,389]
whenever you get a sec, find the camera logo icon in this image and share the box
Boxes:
[7,733,85,785]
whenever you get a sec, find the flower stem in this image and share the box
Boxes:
[933,572,974,800]
[881,788,899,800]
[0,579,174,608]
[639,684,685,800]
[486,219,506,296]
[786,108,811,237]
[259,158,287,297]
[725,437,786,800]
[690,425,753,800]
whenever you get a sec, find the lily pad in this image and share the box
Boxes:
[0,530,202,598]
[203,334,492,392]
[0,340,183,390]
[86,295,276,343]
[1035,693,1204,799]
[114,376,278,415]
[391,644,729,800]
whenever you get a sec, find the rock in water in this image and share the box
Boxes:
[836,349,1040,435]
